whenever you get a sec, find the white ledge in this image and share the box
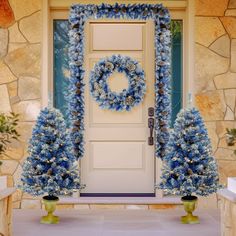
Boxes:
[217,189,236,203]
[59,196,182,205]
[0,188,16,201]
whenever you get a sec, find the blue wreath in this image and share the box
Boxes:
[90,55,146,111]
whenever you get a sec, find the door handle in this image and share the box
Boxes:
[148,117,154,145]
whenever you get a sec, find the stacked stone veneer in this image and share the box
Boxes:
[195,0,236,186]
[0,0,41,209]
[1,0,236,209]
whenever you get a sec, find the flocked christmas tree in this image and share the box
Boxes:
[20,107,82,198]
[159,107,220,197]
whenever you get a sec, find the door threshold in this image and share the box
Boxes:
[58,196,182,205]
[80,193,155,197]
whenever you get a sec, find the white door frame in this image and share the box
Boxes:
[41,0,194,198]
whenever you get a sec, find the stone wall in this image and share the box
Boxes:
[195,0,236,185]
[0,0,41,209]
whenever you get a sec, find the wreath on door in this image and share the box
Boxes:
[89,55,146,111]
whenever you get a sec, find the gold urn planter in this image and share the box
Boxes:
[181,195,199,224]
[41,195,59,224]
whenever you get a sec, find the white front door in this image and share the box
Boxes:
[81,20,155,195]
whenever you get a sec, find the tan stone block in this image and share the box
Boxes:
[56,204,74,210]
[13,201,21,209]
[216,121,236,138]
[229,0,236,8]
[19,12,41,43]
[0,60,17,85]
[12,100,40,122]
[195,44,229,92]
[16,122,34,144]
[231,39,236,72]
[195,17,225,47]
[0,29,8,58]
[209,34,230,58]
[205,122,218,153]
[195,0,229,16]
[220,17,236,39]
[8,43,27,53]
[19,149,28,165]
[4,44,41,78]
[218,137,236,150]
[8,23,26,43]
[224,89,236,111]
[13,164,22,186]
[215,148,236,160]
[12,189,22,202]
[9,0,41,21]
[218,160,236,183]
[10,96,20,105]
[74,204,90,210]
[225,9,236,16]
[225,107,235,120]
[215,72,236,89]
[149,204,177,210]
[4,146,24,160]
[0,160,18,175]
[7,81,18,99]
[125,205,148,210]
[90,204,125,209]
[195,90,226,121]
[21,199,41,209]
[18,76,40,100]
[7,175,14,187]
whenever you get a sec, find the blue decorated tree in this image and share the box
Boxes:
[20,107,82,199]
[159,107,220,197]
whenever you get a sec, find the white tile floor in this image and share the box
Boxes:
[13,209,220,236]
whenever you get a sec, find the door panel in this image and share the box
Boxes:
[91,23,143,51]
[91,141,144,169]
[82,20,155,194]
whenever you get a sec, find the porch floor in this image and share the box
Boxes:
[13,209,220,236]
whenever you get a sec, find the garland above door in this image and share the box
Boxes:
[68,3,171,160]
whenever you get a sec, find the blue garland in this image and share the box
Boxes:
[90,55,146,111]
[69,3,171,159]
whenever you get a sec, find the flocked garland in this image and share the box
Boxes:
[90,55,146,111]
[69,3,171,160]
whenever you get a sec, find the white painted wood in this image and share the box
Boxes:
[227,177,236,194]
[82,20,155,194]
[91,142,144,169]
[41,0,50,108]
[186,0,195,106]
[92,24,143,51]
